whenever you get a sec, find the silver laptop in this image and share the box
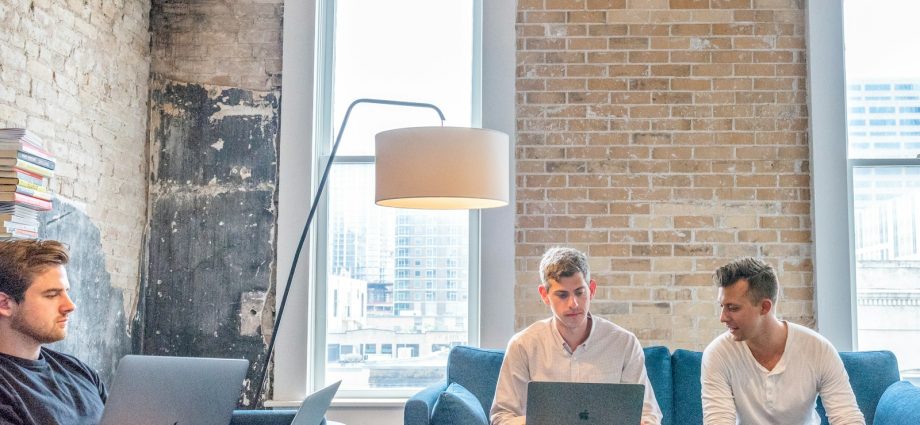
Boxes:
[290,380,342,425]
[525,381,644,425]
[100,355,249,425]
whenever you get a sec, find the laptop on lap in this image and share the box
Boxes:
[100,355,249,425]
[290,380,342,425]
[525,381,644,425]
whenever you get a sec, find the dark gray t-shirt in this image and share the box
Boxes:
[0,347,107,425]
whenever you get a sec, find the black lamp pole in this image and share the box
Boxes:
[251,98,446,408]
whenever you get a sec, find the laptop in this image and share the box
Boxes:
[100,355,249,425]
[290,380,342,425]
[525,381,645,425]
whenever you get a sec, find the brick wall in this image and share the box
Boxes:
[515,0,812,350]
[151,0,282,91]
[0,0,150,374]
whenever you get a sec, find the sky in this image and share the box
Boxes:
[844,0,920,80]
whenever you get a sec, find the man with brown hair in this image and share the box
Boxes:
[701,257,864,425]
[0,239,107,425]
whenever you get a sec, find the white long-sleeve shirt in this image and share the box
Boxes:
[489,314,662,425]
[701,321,865,425]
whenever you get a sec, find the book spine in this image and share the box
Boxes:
[14,160,53,178]
[17,151,55,170]
[14,179,48,192]
[3,221,38,232]
[13,193,52,211]
[15,185,52,200]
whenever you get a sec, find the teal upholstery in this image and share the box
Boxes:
[406,345,907,425]
[430,382,489,424]
[874,381,920,425]
[671,349,703,425]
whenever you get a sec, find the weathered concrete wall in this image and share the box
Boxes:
[145,77,279,403]
[0,0,150,378]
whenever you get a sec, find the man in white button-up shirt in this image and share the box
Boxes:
[701,257,865,425]
[489,247,662,425]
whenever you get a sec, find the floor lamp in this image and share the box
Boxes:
[252,98,510,407]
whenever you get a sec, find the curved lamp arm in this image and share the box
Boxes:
[251,98,445,407]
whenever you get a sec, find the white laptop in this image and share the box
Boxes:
[290,380,342,425]
[525,381,644,425]
[100,355,249,425]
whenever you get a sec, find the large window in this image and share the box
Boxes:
[843,0,920,383]
[313,0,479,396]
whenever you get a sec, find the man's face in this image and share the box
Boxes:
[7,265,75,344]
[539,272,596,332]
[718,279,767,341]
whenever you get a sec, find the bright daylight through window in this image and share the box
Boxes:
[843,0,920,383]
[314,0,478,395]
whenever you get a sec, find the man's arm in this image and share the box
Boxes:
[817,346,865,425]
[700,347,737,425]
[489,340,529,425]
[620,338,662,425]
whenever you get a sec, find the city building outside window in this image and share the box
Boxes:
[843,0,920,384]
[313,0,479,397]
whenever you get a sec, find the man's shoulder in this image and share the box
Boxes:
[787,322,837,354]
[40,347,99,378]
[509,318,553,344]
[702,331,736,358]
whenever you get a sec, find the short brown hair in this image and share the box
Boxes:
[539,247,590,290]
[713,257,778,304]
[0,240,69,302]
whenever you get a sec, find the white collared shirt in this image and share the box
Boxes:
[701,321,865,425]
[489,314,663,425]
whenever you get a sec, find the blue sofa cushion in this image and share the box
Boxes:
[430,382,489,425]
[816,350,900,425]
[643,346,673,425]
[229,409,298,425]
[446,346,505,416]
[874,381,920,425]
[671,349,703,425]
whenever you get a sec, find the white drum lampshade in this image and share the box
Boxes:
[375,126,510,209]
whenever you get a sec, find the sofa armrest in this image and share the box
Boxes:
[874,381,920,425]
[405,381,449,425]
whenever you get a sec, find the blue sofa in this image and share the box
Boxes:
[405,345,920,425]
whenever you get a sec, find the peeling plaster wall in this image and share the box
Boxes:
[145,77,279,403]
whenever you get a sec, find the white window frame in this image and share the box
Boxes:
[806,0,920,351]
[273,0,515,405]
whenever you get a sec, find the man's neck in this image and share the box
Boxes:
[556,315,592,350]
[0,326,42,360]
[746,317,787,370]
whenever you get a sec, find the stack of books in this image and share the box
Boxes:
[0,128,55,239]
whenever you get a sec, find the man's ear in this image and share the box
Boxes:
[0,292,17,318]
[760,298,773,315]
[538,284,550,305]
[588,279,597,299]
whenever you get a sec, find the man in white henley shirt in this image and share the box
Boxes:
[701,257,864,425]
[489,247,662,425]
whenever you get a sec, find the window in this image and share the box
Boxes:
[842,0,920,384]
[314,0,479,397]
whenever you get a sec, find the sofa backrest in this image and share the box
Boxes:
[446,346,505,416]
[643,346,673,425]
[671,348,900,425]
[671,349,704,425]
[444,345,674,421]
[816,350,900,425]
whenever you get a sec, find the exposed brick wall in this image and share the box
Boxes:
[0,0,150,373]
[151,0,283,91]
[515,0,811,350]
